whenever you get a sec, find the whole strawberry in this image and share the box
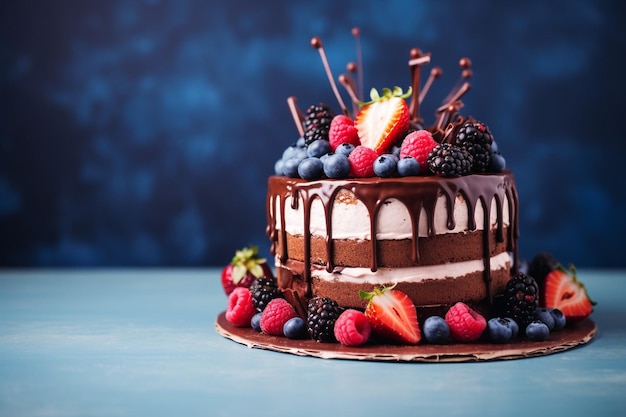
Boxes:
[221,246,274,296]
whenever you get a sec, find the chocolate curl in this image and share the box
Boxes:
[442,113,467,143]
[286,96,305,137]
[351,27,364,99]
[419,67,442,104]
[338,73,359,117]
[311,37,349,116]
[408,48,431,123]
[435,100,465,135]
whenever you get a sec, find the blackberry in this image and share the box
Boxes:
[303,103,334,145]
[501,273,539,328]
[455,121,494,173]
[527,252,559,289]
[307,297,343,342]
[250,277,282,312]
[427,143,473,177]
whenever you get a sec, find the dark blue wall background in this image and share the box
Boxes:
[1,0,624,268]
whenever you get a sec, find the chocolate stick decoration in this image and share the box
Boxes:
[436,100,465,133]
[419,67,442,104]
[338,73,360,116]
[311,37,350,117]
[287,96,305,137]
[408,48,431,123]
[442,57,472,106]
[436,82,471,113]
[435,57,472,133]
[346,61,359,101]
[351,27,364,99]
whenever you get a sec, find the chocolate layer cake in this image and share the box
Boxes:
[218,30,595,352]
[267,171,519,314]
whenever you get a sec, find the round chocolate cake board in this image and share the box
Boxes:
[215,312,597,362]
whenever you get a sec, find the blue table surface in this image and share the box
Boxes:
[1,268,625,417]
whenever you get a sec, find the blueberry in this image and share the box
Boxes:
[391,145,402,159]
[283,317,307,339]
[487,317,515,343]
[274,159,285,176]
[488,153,506,172]
[282,145,299,161]
[534,307,555,330]
[550,308,567,331]
[507,317,520,339]
[296,136,306,148]
[397,156,420,176]
[298,157,324,180]
[422,316,450,344]
[320,152,332,162]
[373,154,398,177]
[295,148,308,161]
[307,139,332,158]
[282,158,301,178]
[490,140,499,154]
[335,142,355,157]
[251,312,262,332]
[323,153,351,179]
[526,321,550,341]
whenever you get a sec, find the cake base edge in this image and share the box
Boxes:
[215,312,597,363]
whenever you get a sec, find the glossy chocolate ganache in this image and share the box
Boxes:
[266,171,520,314]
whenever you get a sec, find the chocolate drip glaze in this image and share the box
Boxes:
[266,171,519,305]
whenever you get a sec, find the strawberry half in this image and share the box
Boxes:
[542,264,596,323]
[354,87,411,154]
[359,284,421,344]
[221,246,274,296]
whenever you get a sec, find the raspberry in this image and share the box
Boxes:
[399,130,437,173]
[328,115,360,151]
[260,298,297,336]
[444,302,487,342]
[333,309,371,346]
[225,287,257,327]
[348,145,378,177]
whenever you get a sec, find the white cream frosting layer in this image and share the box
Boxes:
[274,193,511,240]
[305,251,512,284]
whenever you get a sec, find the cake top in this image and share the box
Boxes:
[273,28,507,181]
